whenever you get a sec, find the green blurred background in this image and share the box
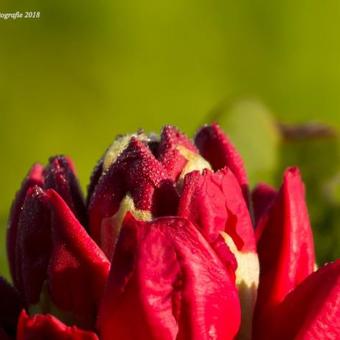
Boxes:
[1,0,340,279]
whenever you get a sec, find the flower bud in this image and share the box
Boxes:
[11,185,110,329]
[44,156,87,226]
[88,126,208,258]
[7,164,44,289]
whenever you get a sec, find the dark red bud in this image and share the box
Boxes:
[15,185,51,304]
[7,164,44,289]
[12,185,109,329]
[98,214,240,340]
[43,156,87,226]
[17,310,99,340]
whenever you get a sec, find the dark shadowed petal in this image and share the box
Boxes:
[97,214,240,340]
[86,158,103,206]
[0,277,23,337]
[7,164,44,289]
[254,167,316,336]
[44,156,87,226]
[251,183,277,225]
[17,310,98,340]
[195,123,249,202]
[46,189,110,329]
[0,327,10,340]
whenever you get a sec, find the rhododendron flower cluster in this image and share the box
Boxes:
[0,124,339,340]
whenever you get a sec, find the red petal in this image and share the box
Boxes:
[44,156,87,226]
[97,215,240,340]
[7,164,44,289]
[157,125,197,181]
[47,189,110,329]
[88,138,174,245]
[0,277,23,337]
[178,168,256,252]
[251,183,277,225]
[17,310,98,340]
[254,167,316,333]
[277,260,340,339]
[255,260,340,340]
[195,123,249,202]
[15,186,51,304]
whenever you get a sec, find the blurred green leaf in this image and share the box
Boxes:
[214,99,280,186]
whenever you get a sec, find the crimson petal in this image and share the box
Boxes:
[97,214,240,340]
[276,260,340,339]
[17,310,98,340]
[47,189,110,329]
[13,185,110,329]
[256,260,340,339]
[254,167,316,335]
[178,168,256,252]
[157,125,197,181]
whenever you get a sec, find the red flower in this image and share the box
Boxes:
[1,125,339,339]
